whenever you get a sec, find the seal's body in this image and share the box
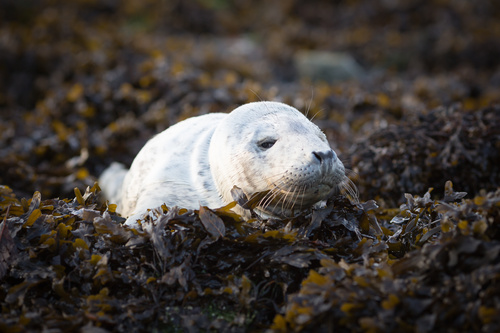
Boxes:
[100,102,347,225]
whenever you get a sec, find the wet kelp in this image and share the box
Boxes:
[275,184,500,332]
[0,183,370,331]
[351,105,500,206]
[1,182,500,332]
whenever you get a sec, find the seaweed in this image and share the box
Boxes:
[351,106,500,206]
[0,183,372,331]
[1,182,499,331]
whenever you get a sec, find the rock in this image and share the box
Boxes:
[295,50,365,83]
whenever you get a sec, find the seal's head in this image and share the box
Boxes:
[209,101,349,218]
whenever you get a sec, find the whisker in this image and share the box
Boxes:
[249,88,263,102]
[287,186,299,213]
[287,185,301,215]
[259,177,294,216]
[257,178,290,213]
[305,86,314,118]
[309,107,325,121]
[259,188,280,212]
[340,176,359,204]
[299,184,307,210]
[292,185,304,212]
[280,184,293,214]
[345,168,359,179]
[349,178,359,199]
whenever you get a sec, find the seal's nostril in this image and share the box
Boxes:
[312,150,334,164]
[313,151,322,163]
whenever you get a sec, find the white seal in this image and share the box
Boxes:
[99,101,351,226]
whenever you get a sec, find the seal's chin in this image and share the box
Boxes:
[289,183,334,205]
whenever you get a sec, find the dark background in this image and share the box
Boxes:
[1,0,499,204]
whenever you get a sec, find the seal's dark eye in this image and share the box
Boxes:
[259,140,276,149]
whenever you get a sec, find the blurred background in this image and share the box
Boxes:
[1,0,499,206]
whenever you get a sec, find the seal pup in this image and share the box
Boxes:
[99,101,352,226]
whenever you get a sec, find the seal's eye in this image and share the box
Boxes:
[259,139,276,149]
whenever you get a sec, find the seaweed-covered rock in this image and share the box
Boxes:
[351,105,500,206]
[272,184,500,332]
[2,182,499,332]
[0,184,379,331]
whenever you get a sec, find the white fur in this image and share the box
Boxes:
[99,102,345,226]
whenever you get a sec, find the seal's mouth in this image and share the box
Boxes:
[232,169,358,219]
[239,181,338,218]
[247,151,347,212]
[277,184,333,207]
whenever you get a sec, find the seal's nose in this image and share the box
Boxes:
[312,150,335,164]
